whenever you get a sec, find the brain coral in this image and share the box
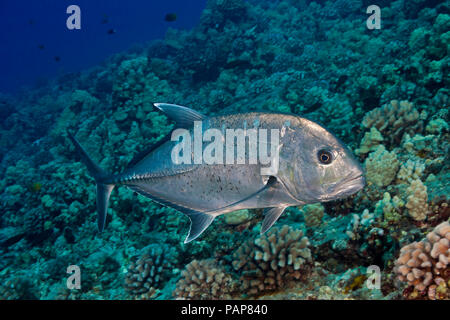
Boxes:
[364,145,400,187]
[232,225,312,296]
[173,259,236,300]
[124,244,177,299]
[395,221,449,300]
[362,100,425,146]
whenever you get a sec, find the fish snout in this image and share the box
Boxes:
[342,171,365,195]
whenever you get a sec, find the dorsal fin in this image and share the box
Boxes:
[126,132,173,169]
[153,103,206,128]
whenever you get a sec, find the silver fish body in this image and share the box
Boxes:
[69,103,365,243]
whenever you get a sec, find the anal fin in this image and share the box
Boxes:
[261,206,287,234]
[127,184,214,243]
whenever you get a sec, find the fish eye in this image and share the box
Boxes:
[318,149,333,164]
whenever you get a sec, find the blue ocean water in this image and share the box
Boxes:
[0,0,448,301]
[0,0,206,92]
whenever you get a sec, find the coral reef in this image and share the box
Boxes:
[232,225,312,297]
[173,259,235,300]
[0,277,39,300]
[395,221,449,300]
[302,204,325,227]
[0,0,448,300]
[124,244,178,299]
[364,145,400,188]
[405,179,429,221]
[362,100,425,147]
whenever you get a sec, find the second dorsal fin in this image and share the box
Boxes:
[153,103,206,128]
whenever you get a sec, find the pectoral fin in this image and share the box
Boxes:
[261,206,287,234]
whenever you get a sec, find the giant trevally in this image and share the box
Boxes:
[69,103,365,243]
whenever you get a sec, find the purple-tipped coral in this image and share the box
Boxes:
[395,221,449,299]
[173,259,236,300]
[232,225,312,296]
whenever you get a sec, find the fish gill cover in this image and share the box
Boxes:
[0,0,449,300]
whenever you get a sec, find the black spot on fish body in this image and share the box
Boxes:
[165,13,177,22]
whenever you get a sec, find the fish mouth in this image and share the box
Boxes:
[321,174,365,201]
[341,174,365,194]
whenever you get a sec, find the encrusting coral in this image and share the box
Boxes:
[232,225,312,297]
[173,259,236,300]
[394,221,449,300]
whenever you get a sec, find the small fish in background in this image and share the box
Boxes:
[101,14,109,24]
[54,56,61,62]
[107,28,116,35]
[164,13,177,22]
[28,19,34,25]
[37,44,45,50]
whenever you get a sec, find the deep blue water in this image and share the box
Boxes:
[0,0,207,93]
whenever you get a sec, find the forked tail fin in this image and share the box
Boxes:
[68,133,115,232]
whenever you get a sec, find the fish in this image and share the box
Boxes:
[68,103,365,243]
[107,28,116,35]
[54,56,61,62]
[101,15,109,24]
[38,44,45,50]
[164,13,177,22]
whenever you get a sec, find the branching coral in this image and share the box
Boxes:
[364,145,400,187]
[375,192,404,225]
[405,179,429,221]
[173,259,236,300]
[124,244,177,299]
[362,100,425,146]
[397,160,425,184]
[395,221,449,299]
[355,127,384,155]
[232,225,312,296]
